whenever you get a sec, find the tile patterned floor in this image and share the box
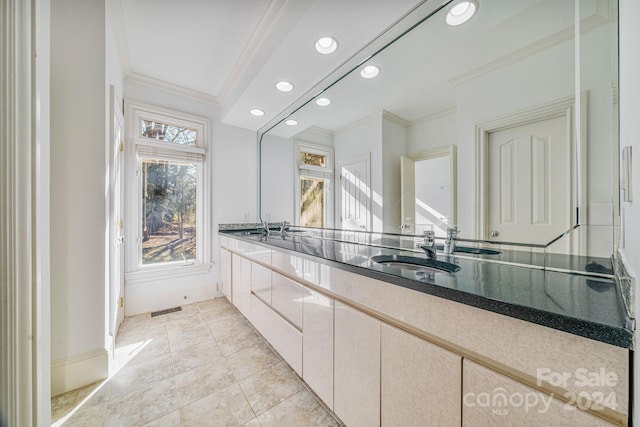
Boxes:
[51,298,343,426]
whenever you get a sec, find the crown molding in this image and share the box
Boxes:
[217,0,290,104]
[449,5,611,88]
[408,106,457,126]
[126,72,220,105]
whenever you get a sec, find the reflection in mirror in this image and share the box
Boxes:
[401,146,457,237]
[259,0,619,260]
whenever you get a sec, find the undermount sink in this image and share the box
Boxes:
[371,255,460,274]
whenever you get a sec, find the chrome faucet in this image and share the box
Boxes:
[259,221,270,235]
[418,230,437,259]
[280,221,289,234]
[444,226,459,255]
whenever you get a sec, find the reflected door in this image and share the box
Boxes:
[338,157,370,231]
[400,156,415,234]
[487,115,571,244]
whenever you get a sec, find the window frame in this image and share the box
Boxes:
[295,141,334,228]
[125,102,212,283]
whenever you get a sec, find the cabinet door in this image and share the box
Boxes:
[231,254,251,317]
[334,301,380,427]
[219,248,232,300]
[462,359,617,426]
[381,324,462,426]
[251,261,271,304]
[302,288,334,409]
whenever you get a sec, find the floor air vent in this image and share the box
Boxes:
[151,307,182,317]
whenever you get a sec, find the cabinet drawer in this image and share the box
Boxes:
[272,252,304,280]
[250,293,302,376]
[271,272,304,330]
[251,261,271,304]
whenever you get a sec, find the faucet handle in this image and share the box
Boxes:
[423,229,435,244]
[281,221,289,232]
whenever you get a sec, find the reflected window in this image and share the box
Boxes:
[297,142,333,228]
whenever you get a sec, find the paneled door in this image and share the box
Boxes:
[338,156,371,231]
[487,115,571,244]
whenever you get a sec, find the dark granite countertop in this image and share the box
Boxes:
[219,226,632,349]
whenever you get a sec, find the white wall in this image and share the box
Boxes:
[124,78,258,315]
[334,114,384,230]
[261,134,295,222]
[381,114,408,232]
[415,156,451,236]
[620,0,640,422]
[51,0,122,396]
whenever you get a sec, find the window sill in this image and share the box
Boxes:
[125,262,213,285]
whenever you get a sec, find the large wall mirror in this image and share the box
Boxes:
[259,0,619,259]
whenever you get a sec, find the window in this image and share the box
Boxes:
[125,103,211,280]
[296,142,333,228]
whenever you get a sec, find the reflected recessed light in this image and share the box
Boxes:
[315,97,331,106]
[315,36,338,54]
[250,109,264,117]
[285,119,298,126]
[276,81,294,92]
[445,0,478,26]
[360,65,380,79]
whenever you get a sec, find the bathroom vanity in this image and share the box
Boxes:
[219,226,631,427]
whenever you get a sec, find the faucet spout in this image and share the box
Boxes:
[418,230,437,259]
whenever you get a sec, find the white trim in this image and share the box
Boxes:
[51,349,109,397]
[126,72,220,105]
[449,3,611,87]
[295,141,335,227]
[408,106,457,127]
[0,0,50,424]
[126,262,213,285]
[474,95,586,248]
[407,145,458,229]
[124,101,212,282]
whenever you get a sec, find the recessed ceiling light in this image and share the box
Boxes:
[285,119,298,126]
[315,97,331,106]
[276,81,294,92]
[315,36,338,54]
[250,109,264,117]
[360,65,380,79]
[445,0,478,26]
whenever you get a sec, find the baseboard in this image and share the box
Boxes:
[51,348,109,397]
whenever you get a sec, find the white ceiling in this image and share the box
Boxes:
[112,0,427,130]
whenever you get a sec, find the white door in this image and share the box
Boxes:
[110,89,125,346]
[338,157,370,231]
[400,156,415,234]
[487,115,571,244]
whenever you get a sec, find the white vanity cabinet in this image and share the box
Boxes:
[381,324,462,426]
[302,288,334,409]
[219,235,629,427]
[219,247,232,300]
[231,254,251,318]
[462,359,617,427]
[334,301,381,427]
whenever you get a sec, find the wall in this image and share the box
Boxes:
[51,0,122,396]
[261,134,295,222]
[124,78,258,315]
[620,0,640,422]
[334,114,384,231]
[381,114,408,232]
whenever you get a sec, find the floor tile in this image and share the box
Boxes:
[171,337,225,375]
[239,362,305,415]
[257,389,341,427]
[175,362,236,406]
[180,382,255,427]
[226,341,281,380]
[141,410,182,427]
[52,298,340,427]
[105,377,178,427]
